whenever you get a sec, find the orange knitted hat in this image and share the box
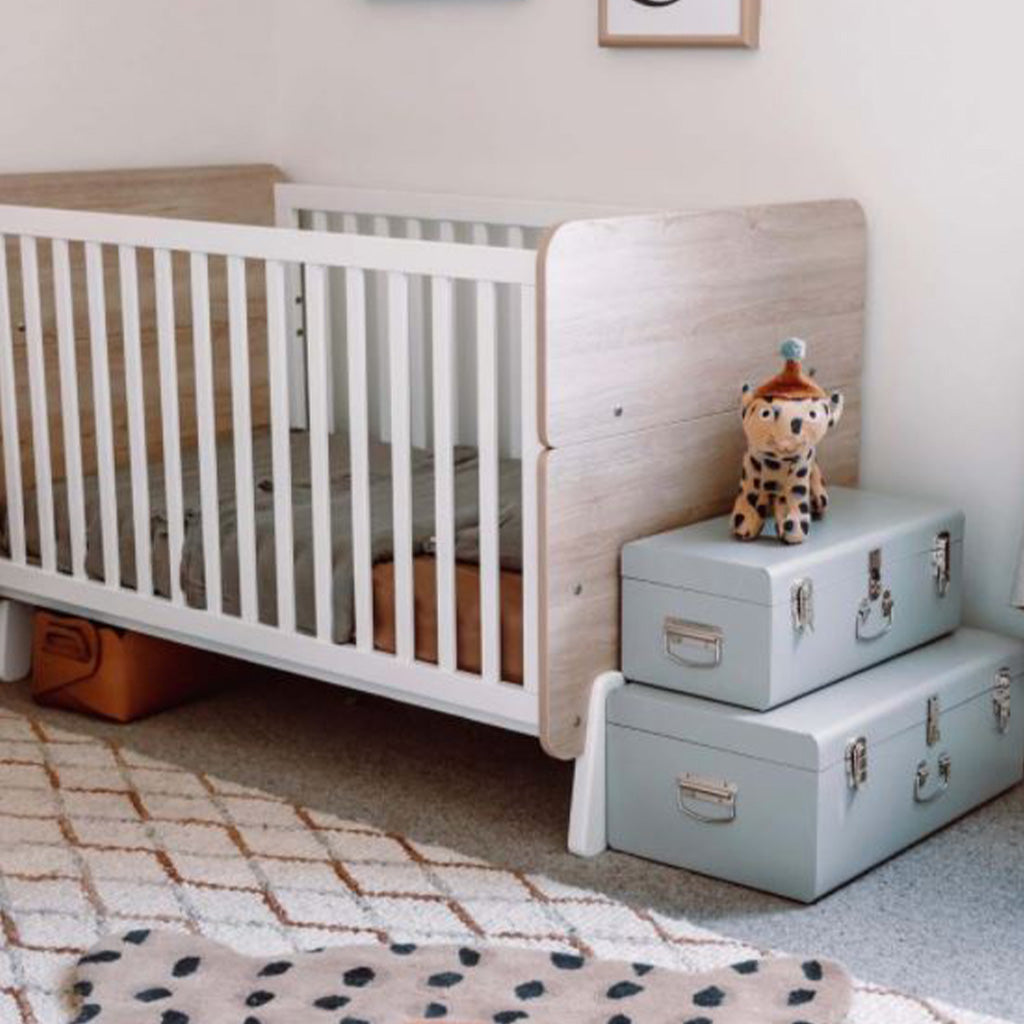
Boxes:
[753,338,827,401]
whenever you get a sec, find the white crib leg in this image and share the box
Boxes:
[567,670,625,857]
[0,599,34,682]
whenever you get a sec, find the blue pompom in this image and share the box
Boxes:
[781,337,806,362]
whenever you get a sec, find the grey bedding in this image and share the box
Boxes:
[1,429,522,644]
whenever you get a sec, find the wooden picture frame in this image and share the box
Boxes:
[599,0,761,49]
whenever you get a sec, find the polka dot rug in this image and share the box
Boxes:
[0,706,1009,1024]
[70,931,850,1023]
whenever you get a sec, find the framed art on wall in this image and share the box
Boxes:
[599,0,761,49]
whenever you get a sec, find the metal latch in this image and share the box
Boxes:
[857,547,895,642]
[676,773,738,824]
[663,619,723,669]
[791,579,814,633]
[845,736,868,790]
[868,548,883,600]
[926,695,941,747]
[994,668,1012,734]
[932,531,952,597]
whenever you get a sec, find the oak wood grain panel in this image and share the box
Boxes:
[539,200,866,449]
[0,164,283,224]
[539,388,862,760]
[0,166,282,496]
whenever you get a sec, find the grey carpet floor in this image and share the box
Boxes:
[1,668,1021,1021]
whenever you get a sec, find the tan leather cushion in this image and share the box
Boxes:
[373,557,523,685]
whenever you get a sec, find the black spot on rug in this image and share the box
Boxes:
[70,930,852,1022]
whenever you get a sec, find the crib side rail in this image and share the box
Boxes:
[0,204,534,283]
[0,204,541,729]
[275,183,632,235]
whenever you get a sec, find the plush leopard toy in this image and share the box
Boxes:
[732,338,844,544]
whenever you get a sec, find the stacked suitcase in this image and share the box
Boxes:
[609,487,1024,902]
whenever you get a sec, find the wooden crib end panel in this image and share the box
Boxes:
[538,387,862,761]
[0,163,285,225]
[539,199,867,450]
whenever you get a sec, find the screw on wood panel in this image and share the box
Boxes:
[574,716,582,728]
[295,295,304,305]
[573,583,583,596]
[613,405,624,418]
[296,328,305,338]
[16,323,25,333]
[808,366,817,377]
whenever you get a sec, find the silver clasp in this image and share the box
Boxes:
[926,695,941,747]
[845,736,869,790]
[791,578,814,633]
[868,548,883,600]
[932,531,952,597]
[994,669,1012,734]
[857,548,895,641]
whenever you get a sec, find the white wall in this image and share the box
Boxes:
[5,0,1024,635]
[273,0,1024,637]
[0,1,278,171]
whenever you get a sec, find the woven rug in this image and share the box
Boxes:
[0,706,1009,1024]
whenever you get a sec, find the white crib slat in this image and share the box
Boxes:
[373,215,391,441]
[477,280,501,684]
[0,237,25,564]
[388,271,414,661]
[266,260,296,632]
[280,205,307,430]
[437,221,459,448]
[309,211,335,429]
[341,213,359,235]
[404,218,430,448]
[19,236,56,572]
[190,252,222,614]
[304,263,333,642]
[85,242,119,588]
[346,267,373,650]
[431,275,457,673]
[118,246,152,596]
[227,255,257,622]
[503,226,526,458]
[153,249,185,605]
[52,240,86,578]
[519,284,540,694]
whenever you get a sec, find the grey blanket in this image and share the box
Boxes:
[1,429,522,644]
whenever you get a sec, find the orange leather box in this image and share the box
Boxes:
[31,612,226,723]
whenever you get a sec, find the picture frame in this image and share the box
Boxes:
[599,0,761,49]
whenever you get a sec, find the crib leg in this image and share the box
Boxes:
[0,600,34,682]
[567,670,625,857]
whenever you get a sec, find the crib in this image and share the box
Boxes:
[0,165,867,853]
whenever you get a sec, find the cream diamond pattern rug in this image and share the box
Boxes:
[0,707,1009,1024]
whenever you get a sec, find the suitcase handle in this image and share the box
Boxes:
[856,590,895,642]
[677,773,737,825]
[663,618,723,669]
[914,754,951,804]
[41,621,97,666]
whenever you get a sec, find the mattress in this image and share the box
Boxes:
[1,429,523,648]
